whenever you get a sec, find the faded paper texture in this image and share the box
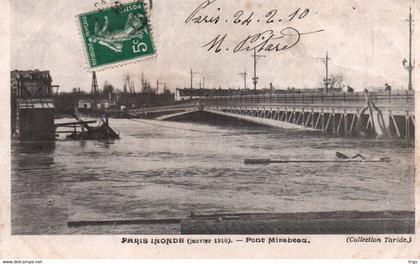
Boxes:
[1,0,419,259]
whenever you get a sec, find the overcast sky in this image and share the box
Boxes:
[11,0,417,92]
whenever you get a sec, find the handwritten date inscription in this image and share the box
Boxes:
[185,0,324,53]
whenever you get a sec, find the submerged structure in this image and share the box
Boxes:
[11,70,120,142]
[59,114,120,140]
[11,70,56,141]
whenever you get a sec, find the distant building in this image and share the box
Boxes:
[175,88,293,101]
[78,99,109,110]
[79,99,92,110]
[175,88,209,101]
[96,99,109,109]
[175,88,252,101]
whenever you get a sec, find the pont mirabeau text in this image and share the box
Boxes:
[245,237,310,244]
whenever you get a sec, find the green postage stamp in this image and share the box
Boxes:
[78,1,156,69]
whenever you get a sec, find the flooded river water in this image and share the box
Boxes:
[11,118,415,234]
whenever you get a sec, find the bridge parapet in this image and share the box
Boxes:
[129,91,414,114]
[199,91,414,114]
[126,102,197,118]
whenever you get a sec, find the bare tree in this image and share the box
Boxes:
[103,81,115,96]
[329,74,344,91]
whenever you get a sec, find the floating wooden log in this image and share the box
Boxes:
[55,120,97,127]
[244,158,390,165]
[68,218,181,227]
[56,131,82,134]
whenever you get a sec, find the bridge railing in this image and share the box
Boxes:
[128,91,414,113]
[199,91,414,112]
[127,102,197,113]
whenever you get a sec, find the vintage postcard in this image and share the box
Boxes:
[0,0,419,260]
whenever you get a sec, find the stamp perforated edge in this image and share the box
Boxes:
[75,0,158,72]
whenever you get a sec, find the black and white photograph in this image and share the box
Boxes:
[2,0,418,259]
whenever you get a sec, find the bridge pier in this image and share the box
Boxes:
[343,113,348,136]
[406,112,410,139]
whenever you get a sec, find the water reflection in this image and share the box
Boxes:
[13,141,56,153]
[95,140,116,149]
[12,141,70,235]
[12,142,55,171]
